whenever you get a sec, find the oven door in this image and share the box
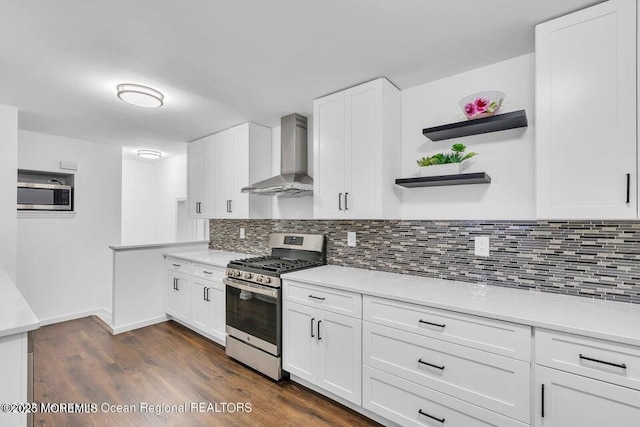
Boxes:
[224,277,281,356]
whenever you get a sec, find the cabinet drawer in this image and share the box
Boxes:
[363,365,528,427]
[364,296,531,361]
[536,329,640,391]
[166,257,191,275]
[364,322,530,423]
[283,280,362,318]
[192,263,225,281]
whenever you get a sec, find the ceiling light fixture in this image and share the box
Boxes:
[117,83,164,108]
[137,149,162,160]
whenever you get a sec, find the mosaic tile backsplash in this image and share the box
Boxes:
[210,220,640,304]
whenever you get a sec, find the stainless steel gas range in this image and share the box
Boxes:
[224,233,326,380]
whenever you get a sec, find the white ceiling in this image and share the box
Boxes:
[0,0,600,157]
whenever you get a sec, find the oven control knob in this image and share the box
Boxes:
[244,272,253,279]
[256,276,263,283]
[264,277,271,284]
[234,270,241,278]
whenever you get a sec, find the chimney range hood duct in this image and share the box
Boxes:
[241,113,313,197]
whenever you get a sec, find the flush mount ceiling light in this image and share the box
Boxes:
[137,149,162,160]
[117,83,164,108]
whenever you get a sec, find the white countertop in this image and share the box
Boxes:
[282,265,640,347]
[163,250,252,268]
[111,240,208,252]
[0,269,39,338]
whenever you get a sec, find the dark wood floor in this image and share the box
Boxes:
[32,317,379,426]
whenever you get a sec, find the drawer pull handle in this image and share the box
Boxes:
[172,264,181,267]
[418,359,445,370]
[203,271,213,275]
[418,409,445,424]
[419,319,446,328]
[308,295,326,301]
[310,318,315,338]
[579,354,627,370]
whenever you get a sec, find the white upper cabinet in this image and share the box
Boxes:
[188,122,272,219]
[535,0,637,219]
[313,78,402,219]
[188,135,216,218]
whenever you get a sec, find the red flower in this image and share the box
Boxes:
[464,102,476,116]
[474,97,489,113]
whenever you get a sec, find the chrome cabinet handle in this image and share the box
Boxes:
[317,320,322,340]
[172,264,180,268]
[418,359,445,370]
[579,354,627,369]
[308,295,326,301]
[418,409,445,424]
[338,193,343,210]
[204,271,212,275]
[173,278,177,290]
[419,319,446,328]
[175,278,179,291]
[310,317,315,338]
[344,192,349,210]
[541,384,545,418]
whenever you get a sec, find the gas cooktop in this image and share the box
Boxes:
[228,255,324,275]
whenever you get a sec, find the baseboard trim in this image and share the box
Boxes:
[111,315,169,335]
[38,308,113,327]
[289,374,395,427]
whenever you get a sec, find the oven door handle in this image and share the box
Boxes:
[223,277,278,299]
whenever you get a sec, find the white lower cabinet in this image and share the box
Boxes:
[191,278,226,343]
[363,322,530,423]
[283,300,362,405]
[167,272,190,323]
[364,366,528,427]
[362,296,531,426]
[166,257,226,345]
[534,366,640,427]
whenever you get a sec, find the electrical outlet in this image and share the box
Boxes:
[474,236,490,257]
[239,228,246,239]
[347,232,357,247]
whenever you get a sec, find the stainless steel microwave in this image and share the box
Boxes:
[17,182,72,211]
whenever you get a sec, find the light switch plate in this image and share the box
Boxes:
[239,228,246,239]
[347,232,357,247]
[474,236,490,257]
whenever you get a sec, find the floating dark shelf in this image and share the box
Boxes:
[422,110,528,141]
[395,172,491,188]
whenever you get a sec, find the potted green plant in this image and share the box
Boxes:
[416,143,477,177]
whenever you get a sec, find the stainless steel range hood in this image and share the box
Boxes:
[241,113,313,197]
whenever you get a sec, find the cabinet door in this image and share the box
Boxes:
[230,124,250,219]
[200,135,216,217]
[207,280,226,343]
[191,280,210,332]
[344,79,382,219]
[167,273,180,317]
[316,309,362,405]
[314,91,346,219]
[535,366,640,427]
[536,0,637,219]
[215,129,235,218]
[187,140,204,218]
[283,301,317,383]
[173,275,191,322]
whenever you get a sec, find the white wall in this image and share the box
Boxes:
[17,131,121,324]
[271,125,314,219]
[401,53,536,219]
[122,157,156,243]
[121,153,187,244]
[0,105,18,282]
